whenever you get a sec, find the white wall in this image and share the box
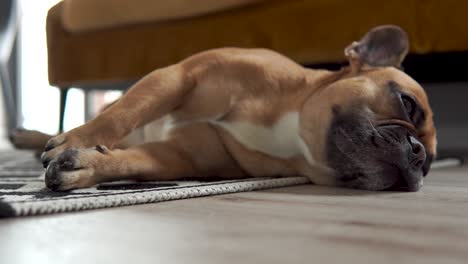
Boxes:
[0,81,13,149]
[20,0,84,135]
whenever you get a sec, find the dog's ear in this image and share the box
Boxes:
[345,25,409,71]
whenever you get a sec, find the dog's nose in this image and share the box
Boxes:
[409,135,426,169]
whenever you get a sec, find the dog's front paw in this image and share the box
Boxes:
[41,133,84,168]
[45,147,106,191]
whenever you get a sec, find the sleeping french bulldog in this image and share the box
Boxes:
[12,25,436,192]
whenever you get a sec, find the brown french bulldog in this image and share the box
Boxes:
[35,25,435,192]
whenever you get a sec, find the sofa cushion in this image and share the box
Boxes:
[48,0,468,86]
[62,0,268,32]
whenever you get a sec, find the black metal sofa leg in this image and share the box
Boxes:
[58,87,69,133]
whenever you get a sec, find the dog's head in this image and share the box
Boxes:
[300,25,436,191]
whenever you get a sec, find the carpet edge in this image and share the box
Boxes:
[2,177,311,217]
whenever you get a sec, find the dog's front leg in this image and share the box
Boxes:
[44,123,245,191]
[44,142,196,191]
[41,65,194,167]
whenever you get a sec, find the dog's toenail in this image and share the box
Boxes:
[44,142,55,151]
[41,152,50,168]
[45,162,60,190]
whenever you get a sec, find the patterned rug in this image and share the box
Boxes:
[0,150,310,217]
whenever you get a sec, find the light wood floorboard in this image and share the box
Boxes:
[1,165,467,264]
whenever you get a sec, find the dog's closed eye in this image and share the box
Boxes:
[401,94,425,128]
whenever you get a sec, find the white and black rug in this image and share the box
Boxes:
[0,150,310,218]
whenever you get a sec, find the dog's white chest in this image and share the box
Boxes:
[212,112,314,162]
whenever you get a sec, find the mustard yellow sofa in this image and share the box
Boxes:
[46,0,468,131]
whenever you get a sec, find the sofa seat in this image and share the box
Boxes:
[47,0,468,87]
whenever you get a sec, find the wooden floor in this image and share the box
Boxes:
[1,164,467,264]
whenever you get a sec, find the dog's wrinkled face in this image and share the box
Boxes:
[306,26,436,191]
[326,75,434,191]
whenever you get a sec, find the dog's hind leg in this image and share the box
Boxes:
[9,129,53,151]
[44,124,246,191]
[41,64,195,167]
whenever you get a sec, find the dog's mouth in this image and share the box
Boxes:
[376,120,426,191]
[384,169,423,191]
